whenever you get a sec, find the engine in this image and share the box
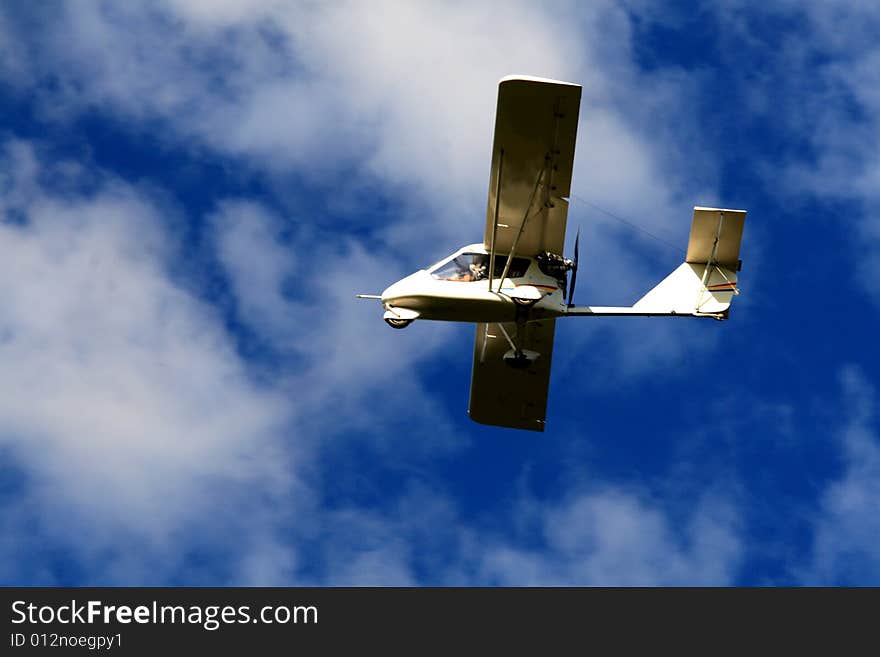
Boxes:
[535,251,572,295]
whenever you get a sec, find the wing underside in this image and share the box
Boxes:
[484,77,581,258]
[468,319,556,432]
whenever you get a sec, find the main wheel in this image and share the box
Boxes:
[385,317,413,329]
[513,297,538,307]
[503,353,531,369]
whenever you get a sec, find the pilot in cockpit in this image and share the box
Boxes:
[468,259,488,281]
[432,254,488,282]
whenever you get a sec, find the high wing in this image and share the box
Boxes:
[484,76,581,258]
[468,320,556,432]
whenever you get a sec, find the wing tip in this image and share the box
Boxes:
[499,74,581,88]
[693,206,747,216]
[468,410,547,433]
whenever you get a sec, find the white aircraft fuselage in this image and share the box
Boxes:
[380,243,566,325]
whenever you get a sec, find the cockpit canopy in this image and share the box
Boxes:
[429,252,530,282]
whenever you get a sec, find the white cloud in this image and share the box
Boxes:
[211,199,302,349]
[0,9,28,86]
[801,366,880,584]
[317,509,418,586]
[705,2,880,296]
[273,479,744,586]
[305,482,744,585]
[479,488,742,585]
[0,141,300,583]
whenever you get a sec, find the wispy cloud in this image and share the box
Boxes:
[689,2,880,298]
[0,140,298,584]
[800,366,880,584]
[291,480,743,586]
[479,488,742,585]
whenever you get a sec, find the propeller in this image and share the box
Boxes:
[567,228,579,306]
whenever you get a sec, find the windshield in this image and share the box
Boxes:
[430,253,530,281]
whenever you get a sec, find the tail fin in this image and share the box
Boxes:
[633,261,739,316]
[634,207,746,318]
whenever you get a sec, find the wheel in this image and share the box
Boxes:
[513,297,538,307]
[385,317,413,329]
[503,353,531,369]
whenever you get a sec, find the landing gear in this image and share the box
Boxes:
[509,285,543,308]
[504,352,531,369]
[503,348,540,369]
[385,317,413,329]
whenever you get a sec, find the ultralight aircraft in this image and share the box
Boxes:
[359,76,746,431]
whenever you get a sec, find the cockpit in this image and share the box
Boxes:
[429,252,531,282]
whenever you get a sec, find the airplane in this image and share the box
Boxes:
[359,75,746,432]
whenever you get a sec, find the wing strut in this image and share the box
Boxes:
[488,148,504,294]
[479,323,491,363]
[694,211,740,314]
[495,164,547,291]
[495,322,517,351]
[478,321,517,364]
[695,211,723,312]
[494,93,569,291]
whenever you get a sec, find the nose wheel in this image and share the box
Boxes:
[383,307,419,328]
[385,317,413,329]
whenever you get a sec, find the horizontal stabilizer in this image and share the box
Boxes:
[686,207,746,269]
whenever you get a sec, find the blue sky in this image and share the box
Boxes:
[1,1,878,585]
